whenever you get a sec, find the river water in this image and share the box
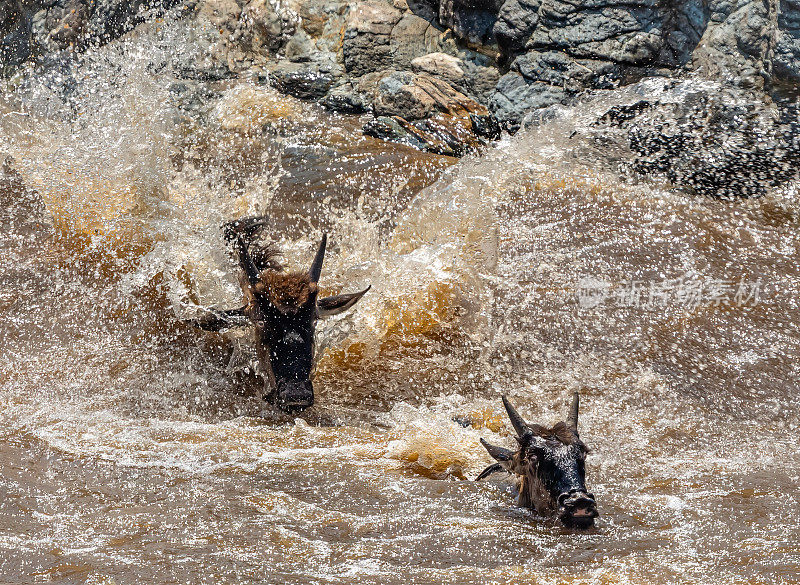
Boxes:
[1,17,799,585]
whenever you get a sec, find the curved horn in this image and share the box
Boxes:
[235,235,260,287]
[309,233,327,283]
[566,392,579,432]
[502,395,531,439]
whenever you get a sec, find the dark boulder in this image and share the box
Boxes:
[1,0,34,73]
[320,81,372,113]
[437,0,504,49]
[775,0,800,82]
[571,80,800,199]
[266,59,341,100]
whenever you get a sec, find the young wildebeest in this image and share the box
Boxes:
[477,394,598,528]
[190,217,370,412]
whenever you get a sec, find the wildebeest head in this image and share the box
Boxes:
[225,218,369,413]
[477,393,598,528]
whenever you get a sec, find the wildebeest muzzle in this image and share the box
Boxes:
[274,379,315,412]
[558,489,598,528]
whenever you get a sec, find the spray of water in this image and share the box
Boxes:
[1,12,799,584]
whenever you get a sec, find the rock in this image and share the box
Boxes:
[266,60,339,100]
[373,70,488,120]
[364,115,430,150]
[489,50,621,128]
[457,53,499,101]
[411,52,465,86]
[296,0,348,54]
[292,0,340,37]
[5,0,798,171]
[527,2,664,64]
[403,0,436,22]
[487,1,676,128]
[320,81,372,113]
[343,0,403,76]
[493,0,540,58]
[364,71,496,155]
[512,51,621,92]
[690,0,775,89]
[227,0,297,66]
[654,0,707,68]
[0,0,33,73]
[373,70,430,119]
[32,0,93,52]
[283,29,316,62]
[342,1,458,77]
[774,0,800,82]
[582,80,800,199]
[489,71,571,131]
[389,11,458,70]
[437,0,503,50]
[469,110,501,139]
[364,113,480,156]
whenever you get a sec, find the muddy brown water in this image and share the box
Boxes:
[1,21,800,585]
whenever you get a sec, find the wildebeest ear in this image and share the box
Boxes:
[317,285,370,318]
[477,438,515,480]
[480,438,513,462]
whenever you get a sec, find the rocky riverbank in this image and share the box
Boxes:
[2,0,800,196]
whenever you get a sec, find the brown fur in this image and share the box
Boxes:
[504,447,555,514]
[257,270,317,314]
[242,240,318,314]
[519,470,554,514]
[528,421,578,445]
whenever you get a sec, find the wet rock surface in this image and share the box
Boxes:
[540,79,800,199]
[363,70,498,155]
[2,0,800,195]
[776,0,800,80]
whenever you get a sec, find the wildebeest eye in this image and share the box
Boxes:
[525,445,542,461]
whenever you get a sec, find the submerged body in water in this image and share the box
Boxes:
[190,217,370,412]
[478,394,598,529]
[1,17,800,585]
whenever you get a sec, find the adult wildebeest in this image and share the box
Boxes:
[477,393,598,528]
[189,217,369,412]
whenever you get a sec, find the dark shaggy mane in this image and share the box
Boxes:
[223,216,283,272]
[224,216,319,313]
[249,241,283,272]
